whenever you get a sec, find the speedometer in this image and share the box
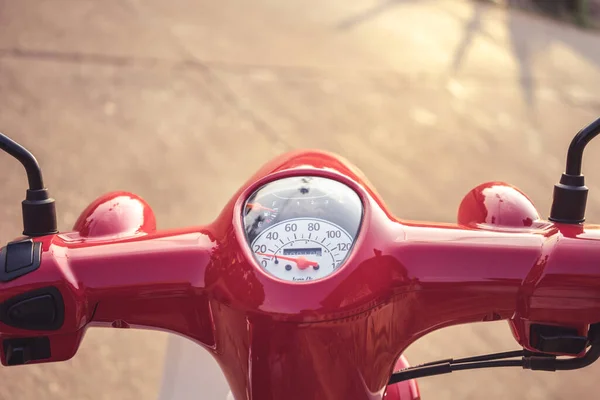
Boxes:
[243,176,363,282]
[251,218,353,282]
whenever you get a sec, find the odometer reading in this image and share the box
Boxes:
[284,248,322,256]
[251,218,353,282]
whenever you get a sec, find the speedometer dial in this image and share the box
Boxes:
[243,176,363,282]
[251,218,353,282]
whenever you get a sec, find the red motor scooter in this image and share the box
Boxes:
[1,118,600,400]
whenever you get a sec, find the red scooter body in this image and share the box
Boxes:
[1,149,600,400]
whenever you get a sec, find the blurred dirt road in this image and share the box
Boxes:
[1,0,600,398]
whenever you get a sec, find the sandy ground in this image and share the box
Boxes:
[1,0,600,398]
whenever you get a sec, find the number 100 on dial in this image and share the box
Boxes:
[250,218,354,282]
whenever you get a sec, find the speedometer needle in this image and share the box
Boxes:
[256,252,318,270]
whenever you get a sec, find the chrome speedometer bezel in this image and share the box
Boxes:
[237,171,366,284]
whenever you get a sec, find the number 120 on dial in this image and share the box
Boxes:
[250,218,354,282]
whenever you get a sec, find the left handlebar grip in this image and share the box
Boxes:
[0,191,218,366]
[0,235,90,366]
[0,227,218,366]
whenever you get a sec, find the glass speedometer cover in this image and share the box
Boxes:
[242,176,363,282]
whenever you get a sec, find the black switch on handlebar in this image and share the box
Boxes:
[0,240,42,282]
[3,337,51,366]
[530,324,588,355]
[5,239,34,272]
[5,344,32,366]
[0,287,64,331]
[7,295,57,328]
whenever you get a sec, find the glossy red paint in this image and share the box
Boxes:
[458,182,540,228]
[72,192,157,238]
[2,150,600,400]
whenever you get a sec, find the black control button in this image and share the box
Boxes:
[0,241,42,282]
[3,337,51,366]
[5,344,32,366]
[537,334,588,354]
[5,239,34,272]
[0,287,64,331]
[530,324,588,355]
[7,295,56,328]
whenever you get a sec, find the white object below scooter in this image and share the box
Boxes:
[158,334,233,400]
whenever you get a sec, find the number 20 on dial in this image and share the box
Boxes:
[250,218,353,281]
